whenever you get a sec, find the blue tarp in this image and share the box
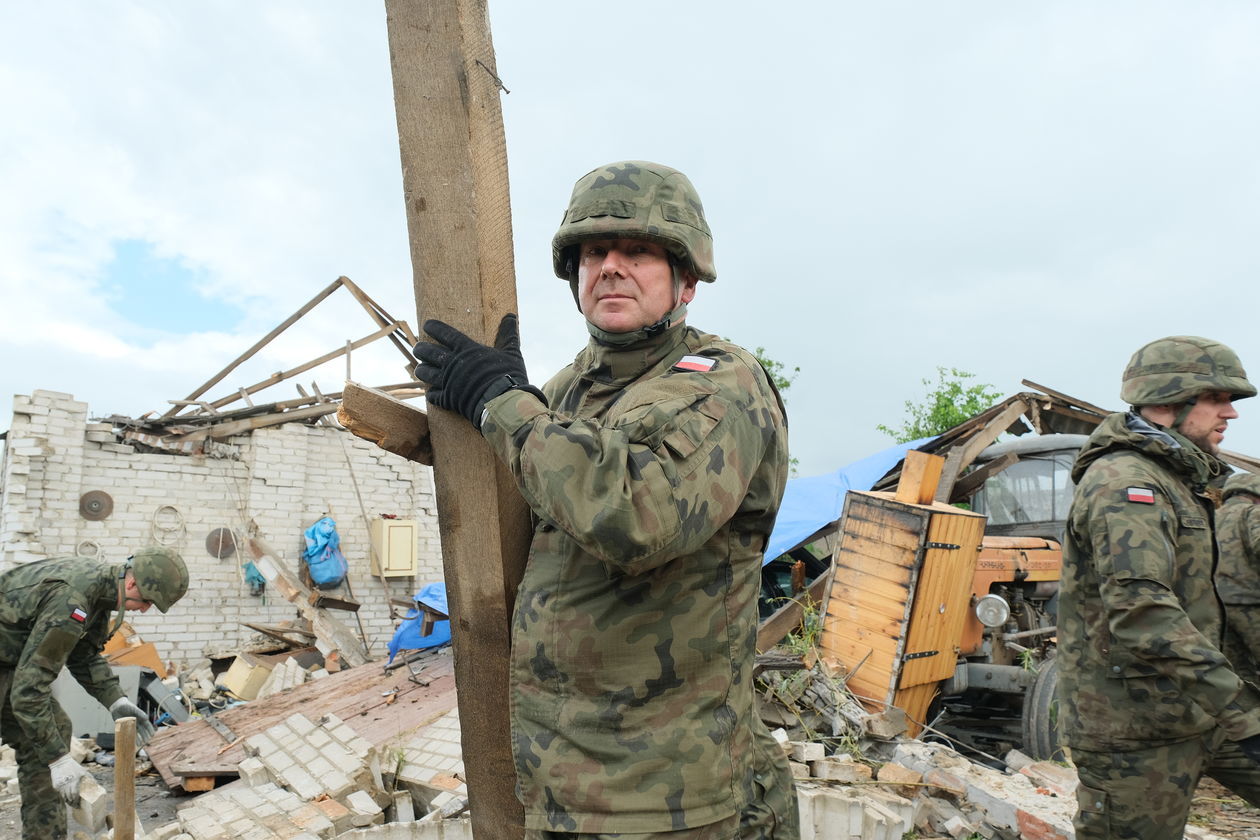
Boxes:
[763,438,936,564]
[387,582,452,663]
[303,516,348,589]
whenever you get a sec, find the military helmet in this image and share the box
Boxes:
[129,546,189,613]
[551,160,716,283]
[1121,335,1256,407]
[1224,471,1260,501]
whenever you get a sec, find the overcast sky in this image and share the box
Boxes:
[4,2,1260,477]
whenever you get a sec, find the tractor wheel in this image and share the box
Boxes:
[1020,655,1065,761]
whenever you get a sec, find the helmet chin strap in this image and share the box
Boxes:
[1172,397,1198,431]
[108,564,129,638]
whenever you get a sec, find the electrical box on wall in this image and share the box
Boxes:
[370,518,418,577]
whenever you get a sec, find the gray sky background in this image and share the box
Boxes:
[4,2,1260,477]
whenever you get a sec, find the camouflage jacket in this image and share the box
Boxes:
[480,320,788,833]
[0,557,126,763]
[1057,412,1260,749]
[1217,488,1260,607]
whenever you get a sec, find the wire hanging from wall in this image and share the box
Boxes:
[75,539,103,560]
[150,504,186,546]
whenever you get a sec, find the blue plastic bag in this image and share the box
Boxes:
[303,516,348,589]
[387,582,452,662]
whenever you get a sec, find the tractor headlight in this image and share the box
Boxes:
[975,594,1011,628]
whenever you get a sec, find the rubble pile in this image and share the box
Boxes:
[145,712,469,840]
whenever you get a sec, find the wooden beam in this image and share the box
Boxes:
[338,382,432,465]
[163,277,345,418]
[1021,379,1113,417]
[386,1,530,836]
[949,451,1018,503]
[756,571,832,654]
[180,402,340,441]
[340,275,420,355]
[894,451,945,506]
[208,322,402,411]
[246,537,371,666]
[113,716,136,840]
[934,399,1029,502]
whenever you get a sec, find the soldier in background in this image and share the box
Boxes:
[1057,336,1260,840]
[413,161,797,838]
[1217,472,1260,682]
[0,546,189,840]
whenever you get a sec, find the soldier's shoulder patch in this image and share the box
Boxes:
[70,606,88,623]
[1126,487,1156,504]
[673,355,716,373]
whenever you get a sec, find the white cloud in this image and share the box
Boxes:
[3,2,1260,472]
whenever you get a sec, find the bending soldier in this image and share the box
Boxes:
[1057,336,1260,840]
[1217,472,1260,683]
[413,161,798,838]
[0,546,189,840]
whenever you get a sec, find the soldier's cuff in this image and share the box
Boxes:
[479,387,549,442]
[98,684,126,709]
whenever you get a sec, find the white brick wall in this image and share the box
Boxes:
[0,390,445,667]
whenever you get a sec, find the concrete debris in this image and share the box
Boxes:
[758,658,907,746]
[254,656,310,699]
[146,710,465,839]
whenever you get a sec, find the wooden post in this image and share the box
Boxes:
[385,1,531,836]
[895,451,945,506]
[114,717,137,840]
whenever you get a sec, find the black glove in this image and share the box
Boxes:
[1238,734,1260,765]
[412,313,545,428]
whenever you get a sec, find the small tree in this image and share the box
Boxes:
[878,367,1001,443]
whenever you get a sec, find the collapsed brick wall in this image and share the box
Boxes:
[0,389,443,666]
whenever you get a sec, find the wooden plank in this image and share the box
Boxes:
[891,681,939,737]
[207,322,403,411]
[385,2,530,836]
[162,277,345,418]
[900,510,984,688]
[821,493,931,709]
[247,538,371,665]
[179,402,340,442]
[1021,379,1113,417]
[114,716,136,840]
[338,382,432,465]
[934,399,1029,502]
[949,452,1018,503]
[756,571,830,653]
[825,588,915,625]
[895,451,945,505]
[340,275,420,352]
[146,653,457,790]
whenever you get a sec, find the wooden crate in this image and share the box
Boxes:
[820,490,985,735]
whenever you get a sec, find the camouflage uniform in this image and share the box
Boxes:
[0,557,129,840]
[1216,473,1260,683]
[1058,412,1260,840]
[480,317,796,836]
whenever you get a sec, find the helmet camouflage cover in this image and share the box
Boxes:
[130,545,189,613]
[1224,471,1260,501]
[1121,335,1256,407]
[551,160,716,283]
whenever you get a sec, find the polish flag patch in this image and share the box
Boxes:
[70,607,88,623]
[1127,487,1156,504]
[673,355,716,373]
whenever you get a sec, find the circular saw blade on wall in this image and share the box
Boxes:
[79,490,114,521]
[206,527,238,559]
